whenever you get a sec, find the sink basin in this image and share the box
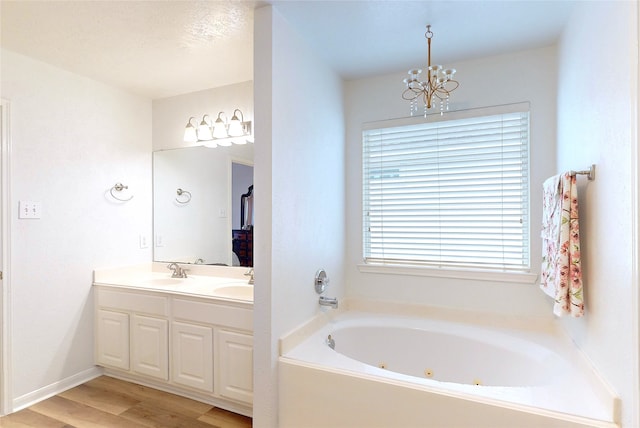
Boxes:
[141,278,183,286]
[214,285,253,301]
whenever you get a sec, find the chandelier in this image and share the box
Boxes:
[402,25,459,116]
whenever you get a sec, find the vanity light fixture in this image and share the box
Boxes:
[183,109,252,146]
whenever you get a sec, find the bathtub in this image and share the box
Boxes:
[279,305,619,428]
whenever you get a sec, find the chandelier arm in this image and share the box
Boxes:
[402,89,422,101]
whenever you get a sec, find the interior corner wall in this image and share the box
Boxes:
[344,46,558,317]
[556,2,638,426]
[252,6,346,427]
[1,49,152,405]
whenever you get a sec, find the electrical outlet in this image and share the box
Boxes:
[155,234,164,247]
[139,234,149,249]
[18,201,41,219]
[219,208,227,218]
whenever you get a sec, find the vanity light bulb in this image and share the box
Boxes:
[184,126,197,143]
[184,117,198,143]
[228,119,244,137]
[212,122,228,139]
[197,121,213,141]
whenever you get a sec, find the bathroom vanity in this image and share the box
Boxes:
[93,263,254,417]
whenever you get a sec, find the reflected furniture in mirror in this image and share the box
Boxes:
[233,184,254,267]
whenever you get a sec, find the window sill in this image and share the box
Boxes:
[357,263,538,284]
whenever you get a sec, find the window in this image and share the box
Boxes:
[362,104,530,272]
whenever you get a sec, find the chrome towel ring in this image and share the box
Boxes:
[110,182,133,202]
[176,188,192,204]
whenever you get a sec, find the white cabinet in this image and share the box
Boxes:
[218,329,253,405]
[94,285,253,414]
[131,314,168,380]
[171,321,213,392]
[96,309,129,370]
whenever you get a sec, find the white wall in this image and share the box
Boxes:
[556,2,638,426]
[253,6,346,427]
[1,49,152,405]
[345,47,558,317]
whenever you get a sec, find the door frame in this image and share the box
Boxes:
[1,99,12,415]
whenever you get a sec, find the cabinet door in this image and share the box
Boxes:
[217,330,253,404]
[131,314,169,380]
[171,321,213,392]
[96,309,130,370]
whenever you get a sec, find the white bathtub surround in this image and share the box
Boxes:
[279,301,619,428]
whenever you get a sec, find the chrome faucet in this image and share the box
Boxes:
[314,269,338,309]
[167,262,187,278]
[319,296,338,309]
[244,268,254,285]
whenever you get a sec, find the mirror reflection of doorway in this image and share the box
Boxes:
[232,162,253,267]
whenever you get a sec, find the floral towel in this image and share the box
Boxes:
[540,173,584,317]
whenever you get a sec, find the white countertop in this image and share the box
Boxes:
[93,263,254,303]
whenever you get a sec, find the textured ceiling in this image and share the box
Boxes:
[1,0,255,99]
[0,0,577,100]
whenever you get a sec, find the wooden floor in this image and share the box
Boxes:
[0,376,252,428]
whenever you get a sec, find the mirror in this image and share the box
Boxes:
[153,144,254,266]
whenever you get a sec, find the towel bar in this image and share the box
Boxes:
[570,164,595,181]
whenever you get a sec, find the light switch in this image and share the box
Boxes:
[18,201,41,219]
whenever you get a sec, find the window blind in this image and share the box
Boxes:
[362,107,530,271]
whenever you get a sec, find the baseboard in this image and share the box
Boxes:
[11,366,104,413]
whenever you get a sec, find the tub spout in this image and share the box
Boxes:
[319,296,338,309]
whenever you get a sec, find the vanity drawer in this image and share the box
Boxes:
[96,287,169,317]
[172,298,252,331]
